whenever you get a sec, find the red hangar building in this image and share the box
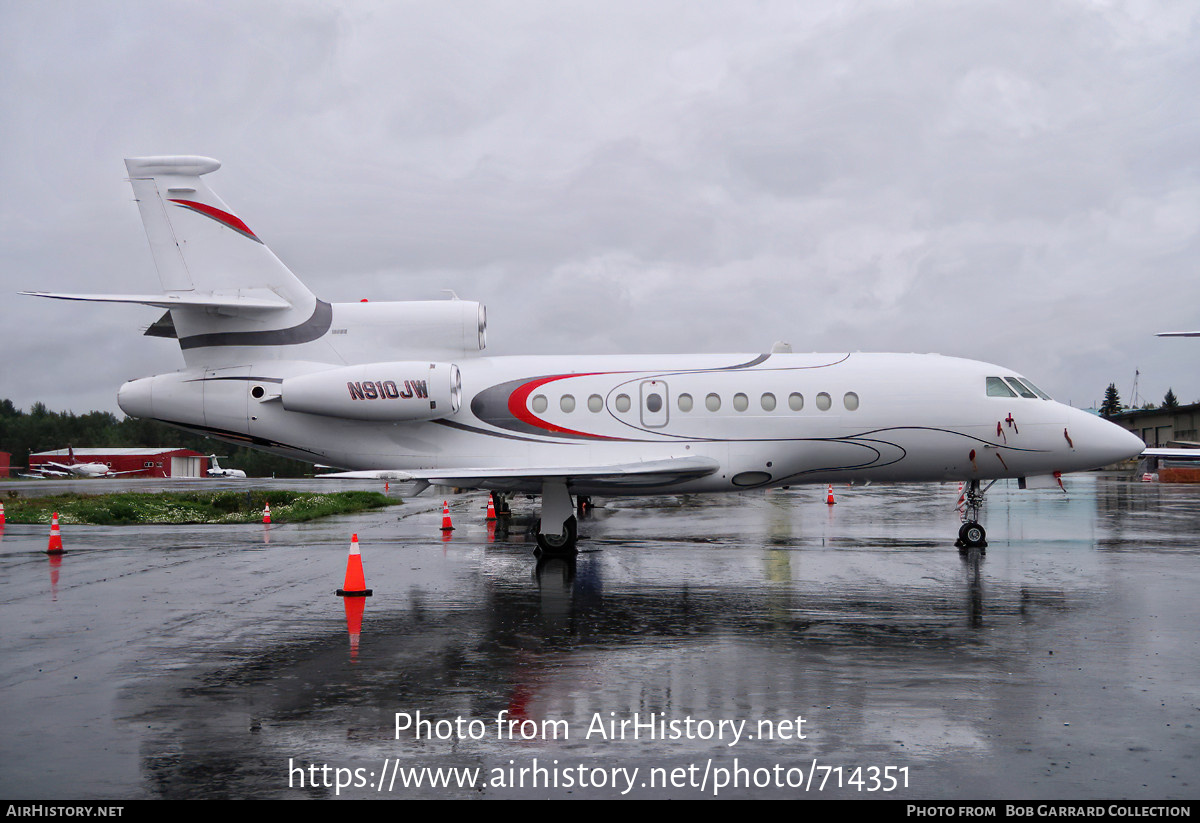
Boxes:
[28,448,209,478]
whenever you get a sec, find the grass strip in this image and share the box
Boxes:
[1,490,398,525]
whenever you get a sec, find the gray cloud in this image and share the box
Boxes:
[2,0,1197,416]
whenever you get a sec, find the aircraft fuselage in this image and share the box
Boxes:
[118,349,1139,495]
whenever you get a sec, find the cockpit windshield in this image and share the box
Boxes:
[1015,377,1052,400]
[986,377,1017,397]
[986,376,1053,400]
[1004,377,1037,399]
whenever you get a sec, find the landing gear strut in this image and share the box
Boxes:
[534,479,578,555]
[955,479,993,550]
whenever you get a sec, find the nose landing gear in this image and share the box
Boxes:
[956,478,994,550]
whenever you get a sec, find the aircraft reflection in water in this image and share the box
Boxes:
[26,157,1144,554]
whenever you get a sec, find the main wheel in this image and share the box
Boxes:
[534,515,578,554]
[958,521,987,548]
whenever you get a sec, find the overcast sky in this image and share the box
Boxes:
[2,0,1198,416]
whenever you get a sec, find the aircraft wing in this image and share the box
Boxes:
[320,456,721,491]
[1157,331,1200,337]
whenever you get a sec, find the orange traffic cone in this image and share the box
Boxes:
[47,512,64,554]
[486,496,497,521]
[337,534,373,597]
[826,484,836,505]
[263,502,271,524]
[440,500,454,531]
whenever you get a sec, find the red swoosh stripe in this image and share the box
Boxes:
[169,199,262,243]
[508,374,625,440]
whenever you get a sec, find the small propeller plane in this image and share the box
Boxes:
[24,157,1145,553]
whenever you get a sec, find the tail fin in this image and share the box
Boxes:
[25,157,331,367]
[125,156,314,305]
[123,156,325,365]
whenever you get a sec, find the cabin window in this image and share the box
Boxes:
[678,393,694,412]
[1004,377,1037,399]
[816,392,831,411]
[532,394,548,413]
[844,392,859,411]
[588,394,603,412]
[705,393,722,412]
[788,392,804,411]
[761,392,776,411]
[986,377,1017,397]
[733,393,749,412]
[615,394,631,413]
[560,394,576,413]
[646,393,663,413]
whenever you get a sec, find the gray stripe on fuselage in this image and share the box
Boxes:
[178,300,332,350]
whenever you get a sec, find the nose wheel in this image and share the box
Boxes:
[957,521,987,549]
[955,479,992,550]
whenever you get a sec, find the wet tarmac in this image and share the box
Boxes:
[0,474,1196,799]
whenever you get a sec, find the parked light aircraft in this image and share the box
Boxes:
[29,448,143,479]
[206,455,247,479]
[24,157,1145,553]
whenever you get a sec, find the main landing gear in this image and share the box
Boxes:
[955,478,994,550]
[533,479,579,556]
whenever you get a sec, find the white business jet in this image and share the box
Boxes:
[24,157,1144,553]
[206,455,247,479]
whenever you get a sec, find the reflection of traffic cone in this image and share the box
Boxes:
[440,501,454,531]
[486,496,497,521]
[47,512,64,554]
[344,596,365,661]
[262,503,271,524]
[826,484,836,505]
[48,552,62,599]
[337,534,373,597]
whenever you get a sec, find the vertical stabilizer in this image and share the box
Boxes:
[124,156,325,365]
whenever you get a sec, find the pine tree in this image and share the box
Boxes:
[1100,383,1123,419]
[1163,388,1179,410]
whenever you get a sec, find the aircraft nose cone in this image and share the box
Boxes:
[1111,423,1148,463]
[1070,409,1145,467]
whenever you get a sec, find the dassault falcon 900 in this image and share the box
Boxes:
[24,157,1144,553]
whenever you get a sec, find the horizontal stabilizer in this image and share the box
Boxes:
[21,290,293,310]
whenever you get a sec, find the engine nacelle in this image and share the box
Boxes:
[279,362,462,421]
